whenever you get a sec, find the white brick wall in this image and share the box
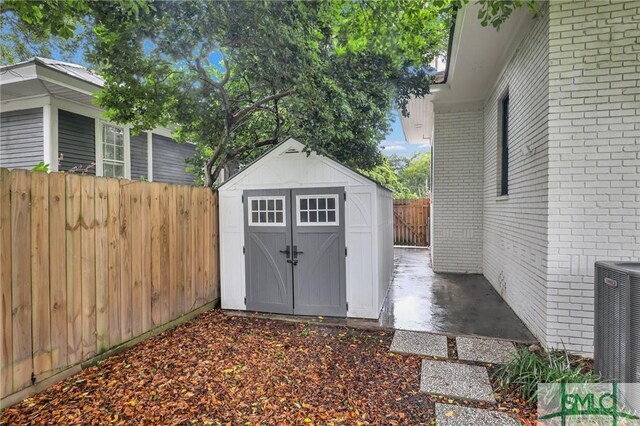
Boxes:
[482,5,550,346]
[431,0,639,355]
[547,0,640,355]
[431,107,484,273]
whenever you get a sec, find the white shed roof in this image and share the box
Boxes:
[220,138,392,192]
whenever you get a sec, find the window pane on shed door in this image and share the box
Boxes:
[300,198,307,210]
[252,212,259,223]
[309,211,317,222]
[267,199,274,210]
[259,200,266,210]
[318,198,326,209]
[328,197,335,209]
[300,212,308,222]
[252,199,259,210]
[309,198,317,209]
[267,212,275,223]
[276,212,283,223]
[259,212,266,222]
[318,211,326,222]
[328,211,335,222]
[276,199,283,210]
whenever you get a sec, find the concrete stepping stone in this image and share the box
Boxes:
[420,360,496,403]
[456,336,516,364]
[390,330,448,358]
[435,403,521,426]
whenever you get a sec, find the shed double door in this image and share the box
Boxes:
[244,187,346,317]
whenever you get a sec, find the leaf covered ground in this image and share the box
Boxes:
[2,310,537,425]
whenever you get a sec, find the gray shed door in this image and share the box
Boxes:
[244,189,293,314]
[244,187,346,317]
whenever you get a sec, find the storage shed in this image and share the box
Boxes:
[219,138,394,319]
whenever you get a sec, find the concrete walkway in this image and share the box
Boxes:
[379,247,536,343]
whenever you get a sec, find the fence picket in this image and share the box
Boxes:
[141,184,152,333]
[130,183,143,337]
[200,192,211,297]
[1,169,13,396]
[159,184,171,324]
[94,177,109,354]
[175,186,185,316]
[150,183,162,327]
[184,187,193,312]
[119,181,132,342]
[10,170,32,392]
[106,179,121,347]
[65,174,82,365]
[80,176,96,361]
[168,186,178,319]
[30,172,52,381]
[49,173,67,372]
[192,189,202,306]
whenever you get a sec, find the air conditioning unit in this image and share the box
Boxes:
[594,261,640,413]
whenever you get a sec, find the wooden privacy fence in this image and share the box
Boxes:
[0,168,219,402]
[393,198,430,246]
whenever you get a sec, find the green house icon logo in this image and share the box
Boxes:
[539,382,639,425]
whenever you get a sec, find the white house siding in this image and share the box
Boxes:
[431,107,484,273]
[547,0,640,355]
[482,6,550,346]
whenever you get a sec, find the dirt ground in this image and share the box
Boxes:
[1,310,534,425]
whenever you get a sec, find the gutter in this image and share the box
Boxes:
[436,6,458,86]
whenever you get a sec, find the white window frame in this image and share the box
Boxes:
[96,120,130,179]
[247,196,287,227]
[296,194,339,226]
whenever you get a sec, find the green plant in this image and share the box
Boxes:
[493,346,600,403]
[32,161,49,172]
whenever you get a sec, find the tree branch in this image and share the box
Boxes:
[227,138,280,159]
[210,137,280,185]
[232,89,295,123]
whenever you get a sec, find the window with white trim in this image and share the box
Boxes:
[248,196,286,226]
[102,124,125,178]
[297,195,338,226]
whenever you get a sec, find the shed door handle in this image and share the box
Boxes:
[279,245,290,256]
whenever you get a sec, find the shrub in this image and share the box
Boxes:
[493,346,600,403]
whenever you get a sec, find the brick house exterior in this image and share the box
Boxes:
[402,0,640,355]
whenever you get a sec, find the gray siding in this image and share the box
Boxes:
[0,108,44,169]
[58,109,95,174]
[152,134,196,185]
[130,132,148,180]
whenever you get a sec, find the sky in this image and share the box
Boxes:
[380,110,431,159]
